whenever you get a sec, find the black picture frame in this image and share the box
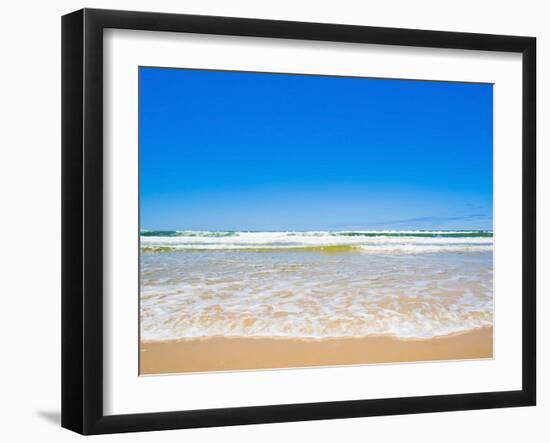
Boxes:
[62,8,536,435]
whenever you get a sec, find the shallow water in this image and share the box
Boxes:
[140,231,493,341]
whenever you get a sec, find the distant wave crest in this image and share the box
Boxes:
[140,230,493,254]
[140,230,238,237]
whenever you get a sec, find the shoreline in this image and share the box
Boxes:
[140,326,493,375]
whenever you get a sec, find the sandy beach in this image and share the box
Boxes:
[140,326,492,375]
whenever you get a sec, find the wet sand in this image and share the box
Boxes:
[140,326,493,375]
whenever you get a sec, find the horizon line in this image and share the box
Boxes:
[139,228,494,232]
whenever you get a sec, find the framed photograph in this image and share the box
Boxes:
[62,8,536,434]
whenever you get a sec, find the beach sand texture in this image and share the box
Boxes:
[140,327,493,374]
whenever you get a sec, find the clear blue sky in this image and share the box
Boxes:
[139,67,493,231]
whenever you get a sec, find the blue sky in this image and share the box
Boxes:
[139,67,493,231]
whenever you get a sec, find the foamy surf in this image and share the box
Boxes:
[140,232,493,342]
[140,230,493,254]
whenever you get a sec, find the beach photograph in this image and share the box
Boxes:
[139,67,494,375]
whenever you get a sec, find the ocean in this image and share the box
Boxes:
[140,230,493,342]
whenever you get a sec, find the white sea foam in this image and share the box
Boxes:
[140,230,493,253]
[140,240,493,342]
